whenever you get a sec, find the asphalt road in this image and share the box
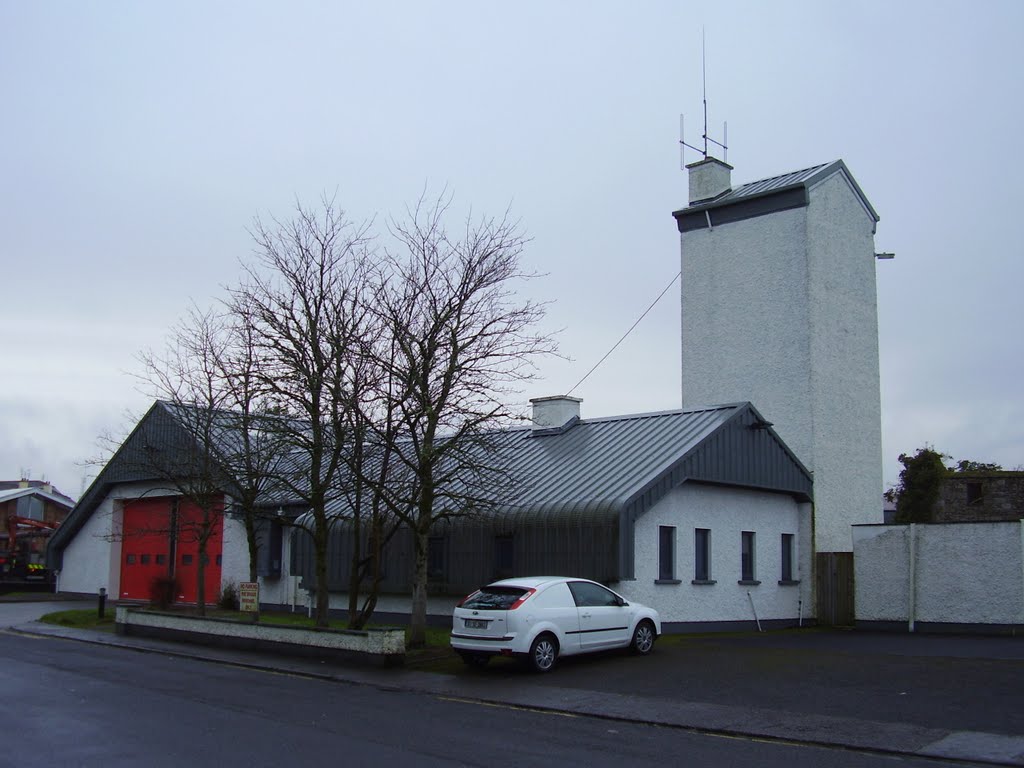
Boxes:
[2,630,975,768]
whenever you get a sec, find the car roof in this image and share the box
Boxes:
[486,576,588,590]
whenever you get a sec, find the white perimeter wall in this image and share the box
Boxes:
[627,483,812,625]
[854,522,1024,627]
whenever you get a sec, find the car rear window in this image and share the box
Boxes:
[461,586,530,610]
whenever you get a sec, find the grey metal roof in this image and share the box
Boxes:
[52,398,813,579]
[293,402,812,527]
[491,405,756,519]
[674,159,880,224]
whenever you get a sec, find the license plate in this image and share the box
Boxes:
[465,619,488,629]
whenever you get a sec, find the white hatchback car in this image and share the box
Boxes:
[450,576,661,672]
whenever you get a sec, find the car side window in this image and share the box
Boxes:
[569,581,620,607]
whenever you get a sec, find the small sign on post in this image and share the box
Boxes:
[239,582,259,614]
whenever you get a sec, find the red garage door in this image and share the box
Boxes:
[173,498,223,604]
[119,496,223,605]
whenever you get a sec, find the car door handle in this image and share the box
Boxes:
[581,612,591,619]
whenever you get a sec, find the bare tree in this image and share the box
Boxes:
[370,195,557,646]
[228,198,376,628]
[134,307,238,615]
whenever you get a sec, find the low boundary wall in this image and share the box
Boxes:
[115,606,406,665]
[853,520,1024,635]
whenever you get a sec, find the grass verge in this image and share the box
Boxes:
[38,606,455,658]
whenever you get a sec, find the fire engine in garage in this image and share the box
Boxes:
[2,515,60,582]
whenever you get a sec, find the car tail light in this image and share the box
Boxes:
[456,590,480,608]
[507,588,536,610]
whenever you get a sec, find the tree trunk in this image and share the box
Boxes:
[347,506,362,627]
[409,524,429,648]
[196,528,207,617]
[313,510,330,628]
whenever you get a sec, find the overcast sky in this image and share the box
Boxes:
[2,1,1022,501]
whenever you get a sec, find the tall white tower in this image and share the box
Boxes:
[673,157,883,553]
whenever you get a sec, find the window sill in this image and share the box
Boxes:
[655,578,682,585]
[737,580,762,586]
[691,579,717,586]
[778,579,801,586]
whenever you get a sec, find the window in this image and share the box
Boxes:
[140,554,151,565]
[155,554,166,565]
[658,526,677,582]
[780,533,795,582]
[740,531,758,584]
[181,554,194,566]
[568,581,621,607]
[427,536,446,580]
[461,586,530,611]
[125,554,136,565]
[694,528,712,583]
[494,535,514,580]
[257,520,284,578]
[966,482,983,505]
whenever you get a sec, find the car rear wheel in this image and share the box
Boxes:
[528,633,558,673]
[631,620,656,655]
[459,652,491,668]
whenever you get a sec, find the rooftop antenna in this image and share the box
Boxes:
[680,29,728,167]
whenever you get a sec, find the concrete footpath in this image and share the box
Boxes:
[11,619,1024,766]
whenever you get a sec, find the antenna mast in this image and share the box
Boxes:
[680,29,728,168]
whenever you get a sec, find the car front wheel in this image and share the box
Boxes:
[528,633,558,673]
[631,620,656,655]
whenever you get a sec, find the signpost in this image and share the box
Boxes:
[239,581,259,615]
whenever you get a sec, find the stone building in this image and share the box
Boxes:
[933,471,1024,523]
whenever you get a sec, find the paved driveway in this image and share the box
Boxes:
[0,600,92,628]
[462,628,1024,736]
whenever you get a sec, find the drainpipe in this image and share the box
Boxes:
[908,524,917,633]
[747,591,763,632]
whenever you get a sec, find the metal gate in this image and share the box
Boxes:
[815,552,854,626]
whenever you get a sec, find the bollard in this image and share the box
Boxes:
[98,587,107,619]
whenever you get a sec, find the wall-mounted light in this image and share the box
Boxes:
[874,252,895,260]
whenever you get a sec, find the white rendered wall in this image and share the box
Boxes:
[805,173,884,550]
[681,205,814,472]
[680,169,882,552]
[626,483,809,625]
[59,494,119,597]
[854,522,1024,627]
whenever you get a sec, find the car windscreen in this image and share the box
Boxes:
[461,586,529,610]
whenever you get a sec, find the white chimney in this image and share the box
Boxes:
[687,157,733,204]
[530,396,582,433]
